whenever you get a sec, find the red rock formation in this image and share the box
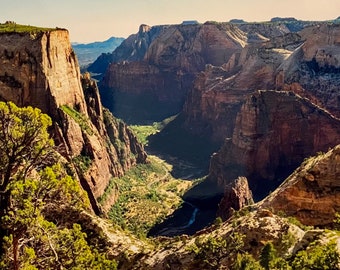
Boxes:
[217,176,254,220]
[276,23,340,118]
[99,23,248,122]
[209,90,340,199]
[0,30,147,213]
[183,64,253,141]
[260,145,340,227]
[183,23,340,144]
[183,32,302,142]
[0,30,86,119]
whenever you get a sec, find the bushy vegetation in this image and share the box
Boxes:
[72,154,92,174]
[60,105,94,135]
[129,114,177,146]
[100,156,192,238]
[187,232,245,268]
[0,102,116,269]
[0,21,57,33]
[129,124,158,145]
[233,240,340,270]
[184,220,340,270]
[1,101,338,269]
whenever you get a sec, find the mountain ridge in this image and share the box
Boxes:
[72,36,124,68]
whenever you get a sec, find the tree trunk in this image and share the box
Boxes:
[13,235,19,270]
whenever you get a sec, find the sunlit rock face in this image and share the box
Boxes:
[98,22,248,123]
[0,30,147,213]
[260,145,340,227]
[182,23,340,201]
[208,90,340,199]
[0,30,86,118]
[277,23,340,118]
[182,31,303,142]
[183,23,340,143]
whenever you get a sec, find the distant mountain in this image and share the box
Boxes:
[72,36,124,68]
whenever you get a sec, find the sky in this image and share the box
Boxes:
[1,0,340,43]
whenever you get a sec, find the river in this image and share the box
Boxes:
[148,185,223,237]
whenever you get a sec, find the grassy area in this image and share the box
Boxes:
[129,114,177,146]
[0,21,57,33]
[99,155,193,238]
[129,124,158,146]
[60,105,94,135]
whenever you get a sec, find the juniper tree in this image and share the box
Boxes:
[0,102,115,269]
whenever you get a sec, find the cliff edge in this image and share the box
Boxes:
[0,27,147,213]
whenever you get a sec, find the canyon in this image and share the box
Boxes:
[96,19,340,203]
[0,18,340,269]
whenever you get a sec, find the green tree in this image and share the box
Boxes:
[0,102,115,269]
[233,253,263,270]
[291,241,340,270]
[260,242,276,270]
[0,101,55,269]
[0,101,55,210]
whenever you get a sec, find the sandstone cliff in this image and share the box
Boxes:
[0,29,147,213]
[217,176,254,220]
[183,23,340,143]
[98,22,248,123]
[276,23,340,117]
[208,90,340,200]
[183,30,303,142]
[259,145,340,227]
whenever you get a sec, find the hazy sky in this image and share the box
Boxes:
[2,0,340,43]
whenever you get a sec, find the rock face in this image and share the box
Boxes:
[260,145,340,227]
[277,23,340,118]
[183,30,303,142]
[217,176,254,220]
[209,90,340,200]
[97,22,248,123]
[137,209,305,270]
[183,23,340,143]
[0,30,147,213]
[0,30,86,119]
[179,22,340,201]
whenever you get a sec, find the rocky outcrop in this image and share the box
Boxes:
[0,30,86,119]
[137,209,305,269]
[276,23,340,117]
[183,30,303,142]
[183,23,340,143]
[98,23,248,123]
[0,29,147,213]
[209,90,340,200]
[217,176,254,220]
[259,145,340,227]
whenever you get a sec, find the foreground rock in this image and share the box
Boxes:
[134,209,306,269]
[217,176,254,220]
[260,145,340,227]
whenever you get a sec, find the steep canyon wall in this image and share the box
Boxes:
[0,29,146,213]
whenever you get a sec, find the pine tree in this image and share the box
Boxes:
[0,102,116,269]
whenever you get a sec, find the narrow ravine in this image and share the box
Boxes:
[148,202,200,237]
